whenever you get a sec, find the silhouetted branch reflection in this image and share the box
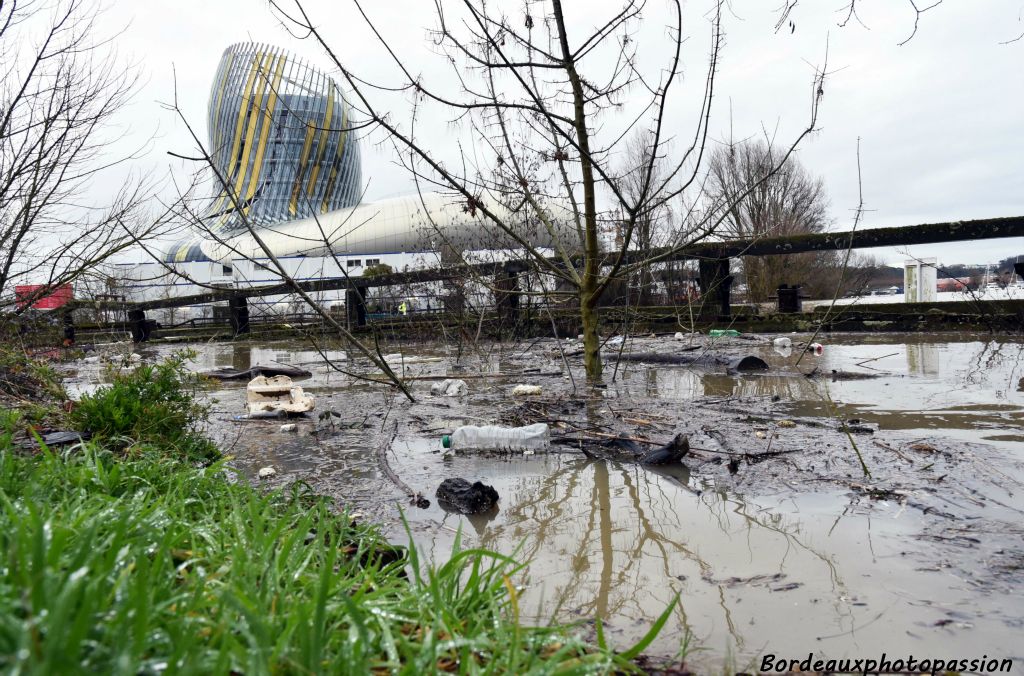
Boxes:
[466,454,849,656]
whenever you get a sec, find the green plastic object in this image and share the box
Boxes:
[442,435,452,448]
[709,329,741,337]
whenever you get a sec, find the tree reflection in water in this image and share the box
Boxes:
[455,455,848,658]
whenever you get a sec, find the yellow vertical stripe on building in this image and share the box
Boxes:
[321,167,338,214]
[305,85,335,197]
[289,124,317,215]
[242,54,286,214]
[321,99,348,212]
[232,52,273,202]
[211,51,235,154]
[210,50,263,216]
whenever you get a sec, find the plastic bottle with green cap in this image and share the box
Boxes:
[442,423,549,452]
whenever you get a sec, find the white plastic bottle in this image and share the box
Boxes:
[442,423,550,452]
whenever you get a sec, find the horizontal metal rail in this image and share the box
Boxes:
[72,215,1024,312]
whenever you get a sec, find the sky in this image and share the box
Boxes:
[89,0,1024,266]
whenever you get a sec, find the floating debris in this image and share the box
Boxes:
[203,364,312,381]
[615,352,768,372]
[430,378,468,397]
[246,375,315,417]
[639,435,690,465]
[383,353,444,365]
[436,478,499,514]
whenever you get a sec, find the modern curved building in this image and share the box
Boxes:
[165,43,362,262]
[201,193,560,263]
[165,42,561,266]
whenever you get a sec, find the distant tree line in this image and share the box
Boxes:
[854,257,1024,293]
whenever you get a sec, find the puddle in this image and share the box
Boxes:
[60,333,1024,669]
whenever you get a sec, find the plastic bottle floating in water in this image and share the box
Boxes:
[442,423,550,452]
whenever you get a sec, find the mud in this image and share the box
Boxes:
[61,333,1024,670]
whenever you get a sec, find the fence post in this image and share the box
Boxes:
[228,296,250,335]
[776,285,802,314]
[62,309,75,345]
[494,265,523,333]
[698,256,734,319]
[128,309,150,343]
[346,285,367,328]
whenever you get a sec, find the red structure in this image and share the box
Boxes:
[936,277,971,292]
[15,284,73,310]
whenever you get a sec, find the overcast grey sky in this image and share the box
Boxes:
[100,0,1023,266]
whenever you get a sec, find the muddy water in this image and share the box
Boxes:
[653,335,1024,448]
[64,334,1024,669]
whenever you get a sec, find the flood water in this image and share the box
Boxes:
[66,333,1024,670]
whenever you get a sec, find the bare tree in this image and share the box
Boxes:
[271,0,826,381]
[615,131,672,305]
[0,0,155,311]
[707,139,839,302]
[775,0,944,46]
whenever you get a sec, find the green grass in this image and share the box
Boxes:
[0,437,666,674]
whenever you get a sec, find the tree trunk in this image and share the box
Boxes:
[638,265,655,306]
[580,283,603,382]
[552,0,602,383]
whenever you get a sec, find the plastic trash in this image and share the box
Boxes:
[258,466,276,479]
[511,384,542,396]
[674,332,685,341]
[442,423,550,452]
[709,329,741,338]
[435,478,499,514]
[430,378,468,396]
[726,356,769,372]
[773,335,793,357]
[280,423,297,432]
[606,335,624,346]
[809,342,824,355]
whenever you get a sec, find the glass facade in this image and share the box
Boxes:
[166,43,362,262]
